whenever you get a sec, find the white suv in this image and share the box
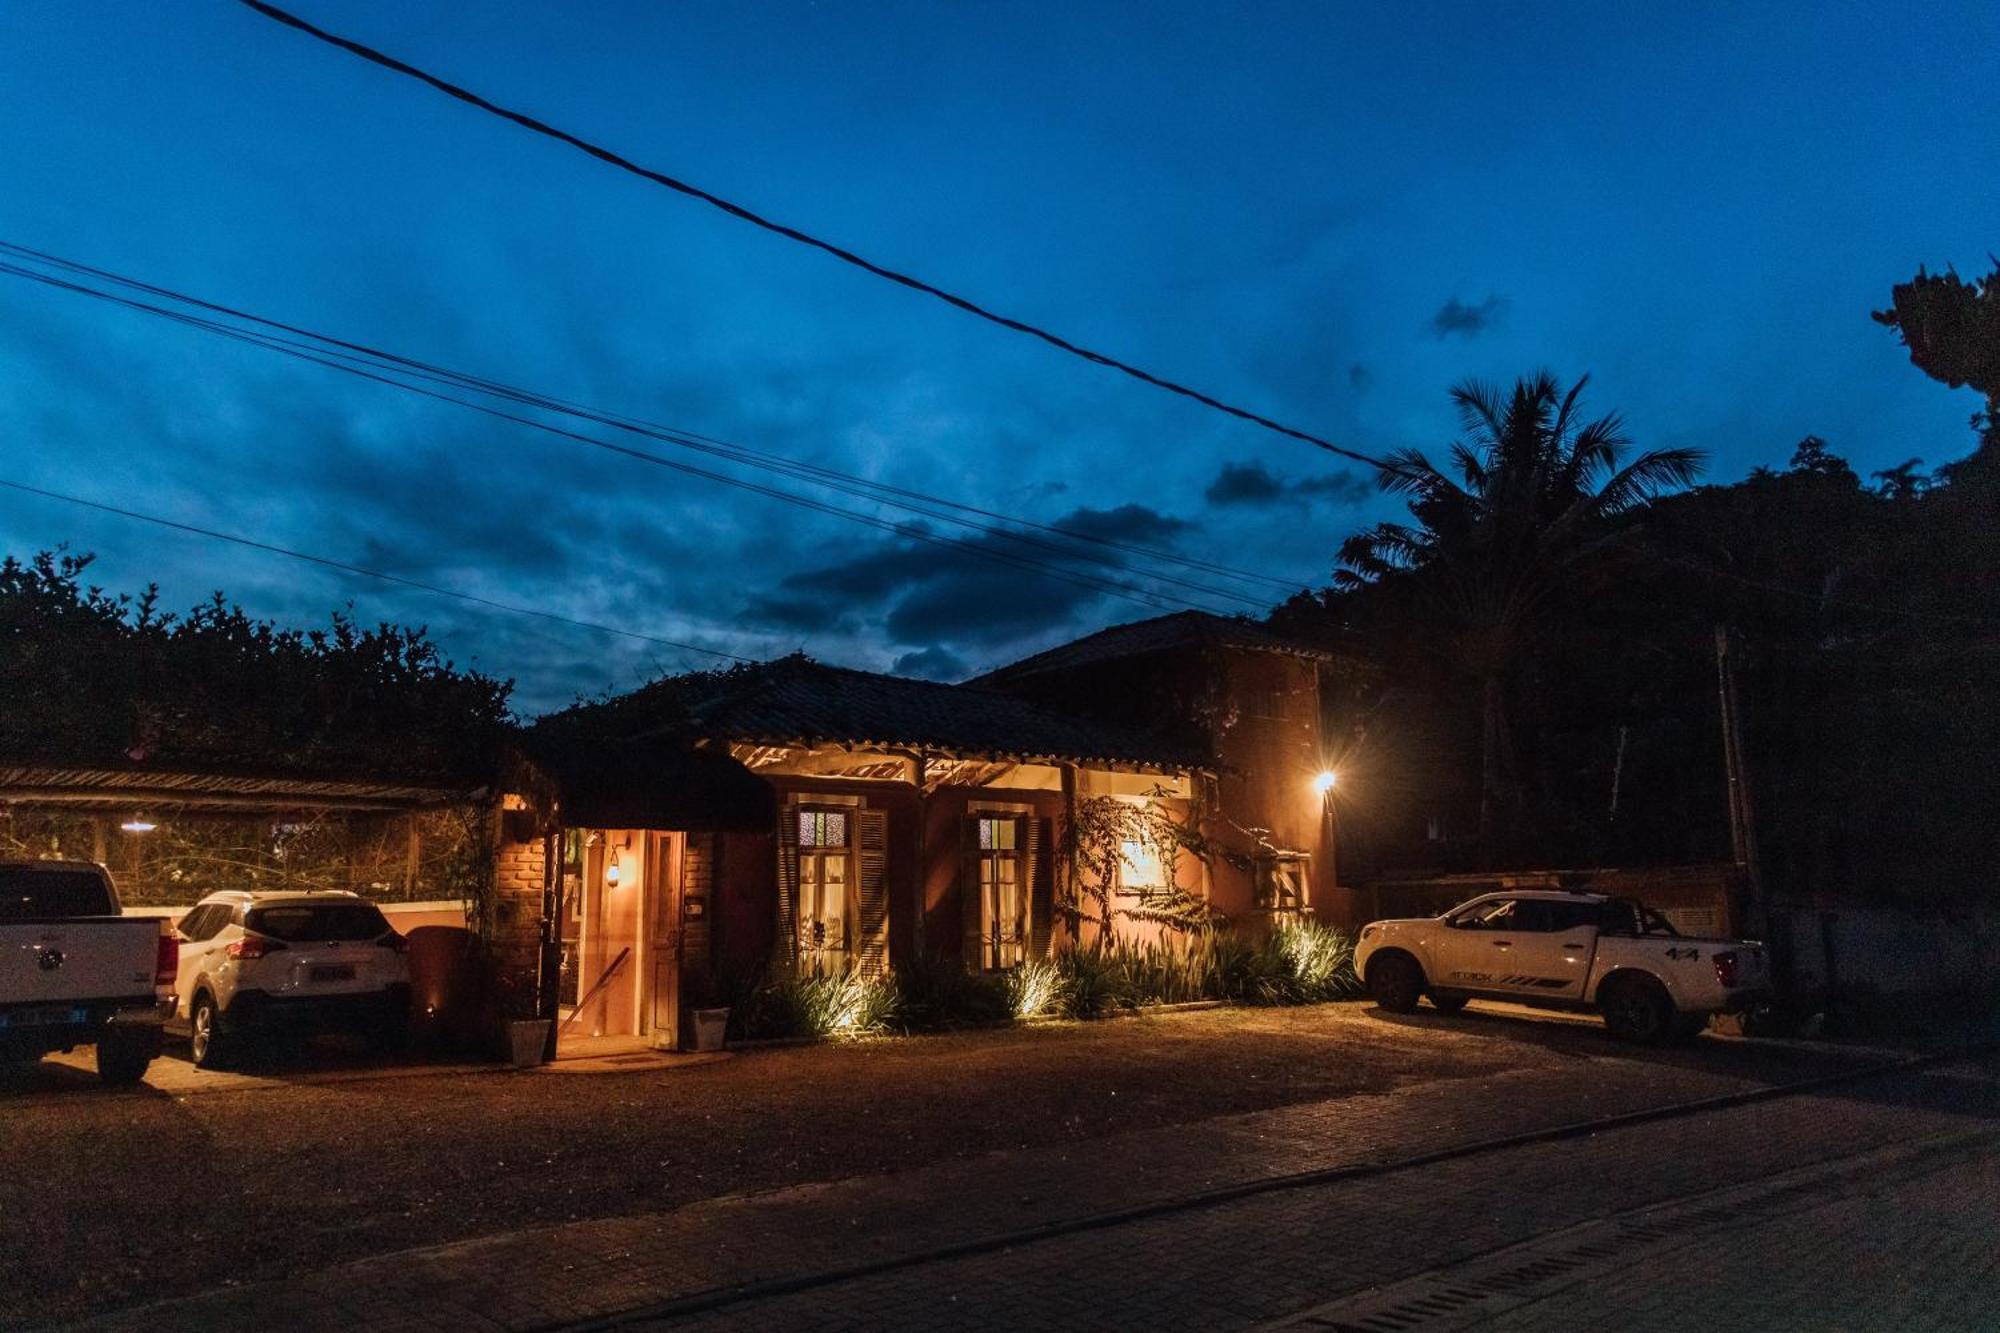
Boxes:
[173,891,411,1068]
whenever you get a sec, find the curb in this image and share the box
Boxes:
[556,1042,1990,1331]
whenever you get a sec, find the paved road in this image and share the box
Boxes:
[641,1056,2000,1333]
[37,1006,1988,1333]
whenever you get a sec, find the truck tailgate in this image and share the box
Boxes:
[2,918,163,1007]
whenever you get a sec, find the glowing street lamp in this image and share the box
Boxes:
[120,815,157,833]
[1312,770,1338,796]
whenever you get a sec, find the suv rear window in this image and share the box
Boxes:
[0,867,117,920]
[246,903,391,943]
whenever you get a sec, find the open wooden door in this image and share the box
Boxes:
[644,832,683,1049]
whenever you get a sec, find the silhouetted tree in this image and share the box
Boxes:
[1335,373,1703,840]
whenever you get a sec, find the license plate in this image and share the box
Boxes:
[0,1004,88,1029]
[309,965,356,982]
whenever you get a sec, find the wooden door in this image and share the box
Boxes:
[644,832,683,1049]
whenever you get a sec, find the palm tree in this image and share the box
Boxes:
[1338,373,1704,840]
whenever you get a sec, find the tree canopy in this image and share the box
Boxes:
[0,550,514,781]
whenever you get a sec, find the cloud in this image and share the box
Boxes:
[892,645,969,680]
[1429,295,1509,339]
[1049,503,1191,543]
[1205,462,1284,505]
[1204,461,1372,507]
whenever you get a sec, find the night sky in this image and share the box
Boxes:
[2,2,1995,714]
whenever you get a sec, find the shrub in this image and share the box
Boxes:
[1057,948,1137,1019]
[743,969,901,1040]
[896,954,1012,1030]
[1003,959,1072,1020]
[1261,920,1362,1004]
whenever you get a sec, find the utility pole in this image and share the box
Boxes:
[1714,626,1769,944]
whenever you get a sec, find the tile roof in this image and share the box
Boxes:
[970,610,1332,687]
[552,656,1205,771]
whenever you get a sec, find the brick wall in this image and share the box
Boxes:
[491,831,546,995]
[681,833,715,969]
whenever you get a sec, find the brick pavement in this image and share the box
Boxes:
[644,1057,2000,1332]
[68,1032,1947,1333]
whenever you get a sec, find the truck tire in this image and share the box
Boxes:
[189,993,233,1071]
[1428,993,1469,1014]
[1367,953,1424,1014]
[96,1026,160,1086]
[1600,975,1677,1044]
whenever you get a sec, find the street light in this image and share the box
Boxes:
[1312,770,1337,795]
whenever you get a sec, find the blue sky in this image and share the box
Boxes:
[2,1,1995,713]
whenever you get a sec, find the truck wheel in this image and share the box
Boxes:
[1428,993,1469,1014]
[1600,977,1676,1044]
[96,1026,160,1086]
[189,994,232,1071]
[1367,954,1424,1014]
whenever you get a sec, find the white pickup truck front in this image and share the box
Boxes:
[1,860,177,1083]
[1354,889,1770,1043]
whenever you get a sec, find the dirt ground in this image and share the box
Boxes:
[0,1002,1865,1328]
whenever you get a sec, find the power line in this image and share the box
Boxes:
[0,244,1306,598]
[0,253,1264,617]
[237,0,1395,474]
[0,477,760,663]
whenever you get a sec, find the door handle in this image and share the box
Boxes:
[1562,942,1587,950]
[1492,940,1512,949]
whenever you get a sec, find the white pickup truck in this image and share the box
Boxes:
[1,859,177,1083]
[1354,889,1770,1043]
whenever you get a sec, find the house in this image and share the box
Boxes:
[972,611,1346,926]
[495,655,1207,1047]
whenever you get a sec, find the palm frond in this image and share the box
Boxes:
[1593,446,1707,514]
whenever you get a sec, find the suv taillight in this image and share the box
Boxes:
[155,930,178,987]
[1713,951,1740,988]
[375,931,408,953]
[228,935,287,960]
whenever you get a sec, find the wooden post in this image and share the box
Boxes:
[403,811,422,897]
[538,827,563,1061]
[1714,626,1769,945]
[911,752,928,959]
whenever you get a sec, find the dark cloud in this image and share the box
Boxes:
[1430,295,1509,339]
[739,593,857,635]
[1051,503,1191,543]
[1205,462,1284,505]
[752,503,1194,650]
[892,645,969,680]
[1205,461,1372,508]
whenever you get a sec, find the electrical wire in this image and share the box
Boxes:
[236,0,1395,473]
[0,240,1304,597]
[0,477,759,663]
[0,265,1210,620]
[0,255,1267,616]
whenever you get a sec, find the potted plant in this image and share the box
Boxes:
[682,962,733,1053]
[485,964,551,1067]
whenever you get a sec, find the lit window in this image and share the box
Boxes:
[797,809,849,849]
[1255,853,1310,912]
[974,817,1025,970]
[796,808,852,973]
[1119,838,1164,894]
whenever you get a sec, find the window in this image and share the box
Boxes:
[179,904,230,942]
[1543,900,1605,934]
[795,807,852,973]
[1450,898,1520,930]
[1254,853,1310,912]
[797,809,849,849]
[245,903,391,943]
[975,816,1025,970]
[0,866,115,920]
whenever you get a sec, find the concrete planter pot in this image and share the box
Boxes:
[508,1018,553,1068]
[689,1007,731,1053]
